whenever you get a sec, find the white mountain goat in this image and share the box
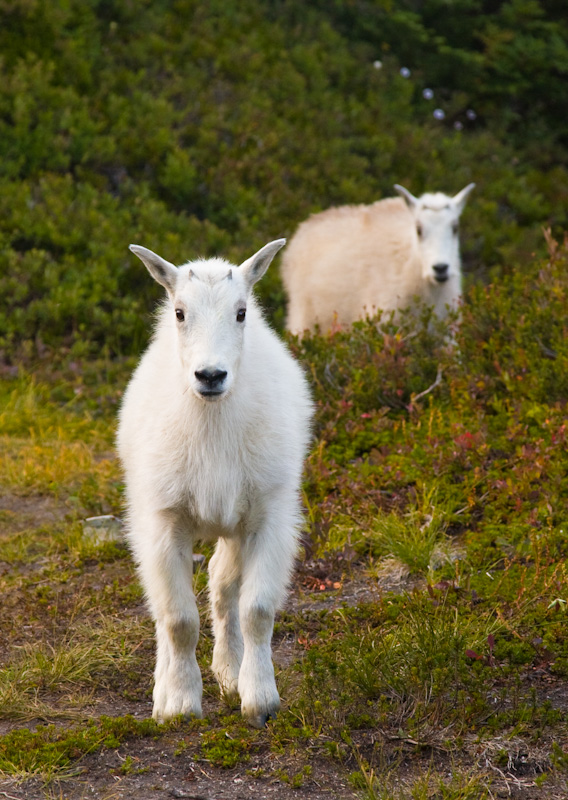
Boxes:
[281,183,475,334]
[117,239,313,728]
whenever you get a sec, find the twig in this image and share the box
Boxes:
[323,360,340,389]
[412,366,443,403]
[535,336,557,359]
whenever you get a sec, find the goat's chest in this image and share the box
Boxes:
[167,431,254,535]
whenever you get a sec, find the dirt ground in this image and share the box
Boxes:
[0,734,360,800]
[1,498,567,800]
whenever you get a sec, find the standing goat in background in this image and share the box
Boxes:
[282,183,475,334]
[117,239,313,728]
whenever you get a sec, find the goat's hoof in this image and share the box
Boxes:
[152,703,203,724]
[243,706,279,729]
[260,709,278,727]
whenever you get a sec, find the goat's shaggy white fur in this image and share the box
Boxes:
[281,184,475,334]
[117,239,313,728]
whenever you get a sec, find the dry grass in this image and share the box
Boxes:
[0,617,151,721]
[0,362,567,798]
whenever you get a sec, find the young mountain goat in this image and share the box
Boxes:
[117,239,313,728]
[281,183,475,334]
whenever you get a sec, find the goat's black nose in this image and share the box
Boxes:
[195,368,227,388]
[433,263,449,282]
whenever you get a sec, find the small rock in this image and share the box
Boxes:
[169,788,207,799]
[193,553,206,573]
[82,515,123,544]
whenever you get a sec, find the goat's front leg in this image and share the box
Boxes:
[209,537,243,699]
[238,497,299,728]
[134,513,202,722]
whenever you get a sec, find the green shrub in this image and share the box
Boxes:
[0,0,566,358]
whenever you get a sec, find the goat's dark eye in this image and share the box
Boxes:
[236,308,246,323]
[416,223,423,238]
[175,308,185,322]
[452,222,459,235]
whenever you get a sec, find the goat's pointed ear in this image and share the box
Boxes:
[129,244,178,294]
[239,238,286,289]
[394,184,418,209]
[453,183,476,215]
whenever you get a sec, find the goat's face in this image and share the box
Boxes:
[394,183,475,286]
[129,239,286,402]
[171,264,248,401]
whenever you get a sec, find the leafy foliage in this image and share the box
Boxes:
[0,3,568,796]
[0,716,165,780]
[0,0,566,357]
[0,238,567,796]
[298,236,568,568]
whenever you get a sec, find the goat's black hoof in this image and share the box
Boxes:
[244,706,279,728]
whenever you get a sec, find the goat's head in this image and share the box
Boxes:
[394,183,475,286]
[129,239,286,401]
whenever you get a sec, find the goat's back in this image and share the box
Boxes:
[281,197,420,334]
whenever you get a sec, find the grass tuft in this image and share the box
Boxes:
[0,618,150,721]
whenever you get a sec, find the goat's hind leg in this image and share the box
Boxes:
[209,537,243,701]
[135,513,202,722]
[238,500,298,728]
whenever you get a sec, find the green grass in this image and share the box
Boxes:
[0,618,151,721]
[200,718,259,768]
[355,767,493,800]
[365,498,453,577]
[0,241,568,795]
[0,716,167,782]
[1,3,567,794]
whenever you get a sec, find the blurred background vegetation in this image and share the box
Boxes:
[0,0,566,359]
[1,7,568,791]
